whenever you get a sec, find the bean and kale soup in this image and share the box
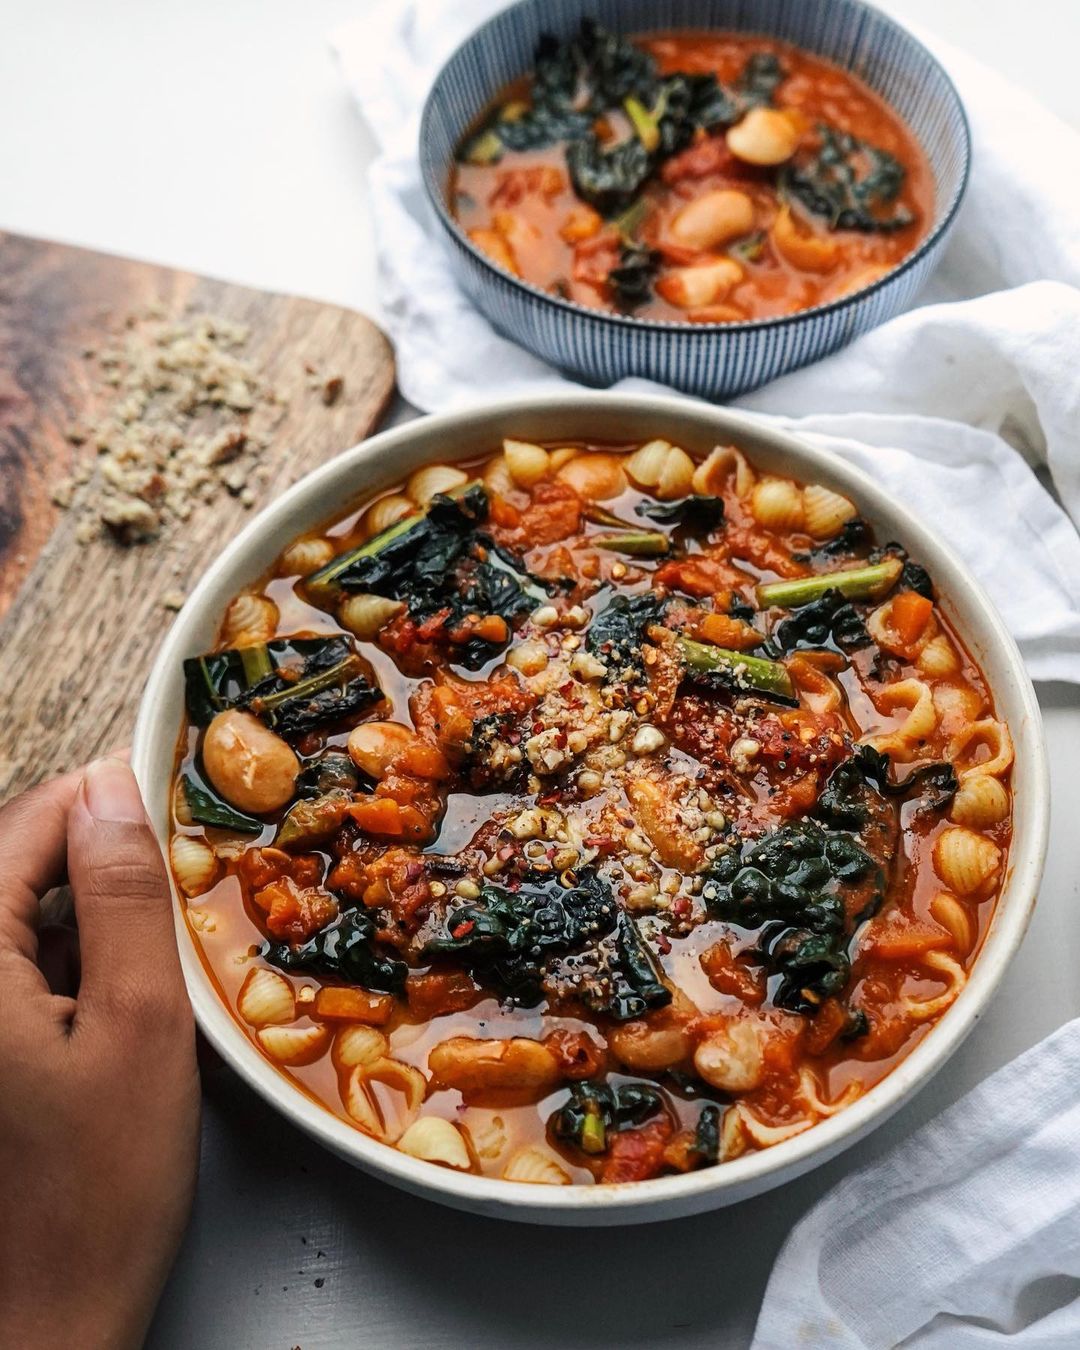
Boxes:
[171,438,1012,1185]
[451,23,932,323]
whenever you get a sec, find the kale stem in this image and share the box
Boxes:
[239,644,273,686]
[677,635,796,703]
[591,529,671,557]
[250,654,365,716]
[305,480,482,601]
[756,557,903,609]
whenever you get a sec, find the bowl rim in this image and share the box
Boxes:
[418,0,973,335]
[133,391,1047,1224]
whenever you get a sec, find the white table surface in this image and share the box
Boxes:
[4,3,1079,1346]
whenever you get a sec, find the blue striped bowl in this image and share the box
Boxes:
[419,0,970,397]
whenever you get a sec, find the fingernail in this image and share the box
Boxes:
[83,757,146,822]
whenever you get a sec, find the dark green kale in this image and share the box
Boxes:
[816,745,957,830]
[738,52,785,107]
[868,542,934,600]
[180,776,263,834]
[801,517,873,562]
[263,908,407,994]
[423,870,670,1021]
[551,1079,665,1155]
[782,126,914,232]
[586,591,666,684]
[183,635,381,737]
[294,751,362,799]
[566,134,652,215]
[607,241,661,310]
[322,485,549,669]
[635,494,725,532]
[703,821,882,1013]
[766,587,870,655]
[689,1103,722,1167]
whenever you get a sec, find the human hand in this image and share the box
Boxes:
[0,758,200,1349]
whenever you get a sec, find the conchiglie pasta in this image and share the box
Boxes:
[397,1116,473,1170]
[801,483,856,539]
[950,774,1010,828]
[464,1112,509,1161]
[502,1147,571,1185]
[278,536,336,577]
[221,592,278,648]
[901,950,967,1021]
[929,891,975,956]
[256,1023,331,1066]
[237,967,295,1027]
[555,451,627,501]
[626,440,694,499]
[502,438,550,487]
[864,679,937,759]
[362,492,414,538]
[950,719,1014,781]
[169,834,219,898]
[406,463,468,506]
[917,633,960,677]
[333,1025,390,1069]
[692,444,756,498]
[934,827,1002,897]
[750,477,804,531]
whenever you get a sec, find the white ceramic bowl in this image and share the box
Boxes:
[133,392,1048,1226]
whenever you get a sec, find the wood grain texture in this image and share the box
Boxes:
[0,232,395,799]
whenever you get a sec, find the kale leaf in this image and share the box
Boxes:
[782,126,914,232]
[586,591,666,685]
[181,776,263,834]
[738,52,785,107]
[332,485,548,669]
[635,494,725,532]
[869,542,935,599]
[799,517,873,563]
[183,635,381,736]
[766,587,870,655]
[816,745,957,829]
[263,909,407,994]
[566,134,652,214]
[551,1079,664,1155]
[703,821,881,1014]
[690,1103,722,1167]
[607,241,661,310]
[294,751,362,800]
[423,870,671,1021]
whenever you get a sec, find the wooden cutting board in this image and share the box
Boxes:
[0,233,396,799]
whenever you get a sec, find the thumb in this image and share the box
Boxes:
[66,759,189,1034]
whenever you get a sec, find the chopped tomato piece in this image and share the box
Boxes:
[599,1118,673,1184]
[542,1028,606,1080]
[254,877,338,944]
[864,915,950,960]
[700,940,766,1005]
[659,133,735,184]
[654,555,744,598]
[405,969,484,1019]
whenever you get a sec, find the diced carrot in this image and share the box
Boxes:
[314,986,393,1025]
[698,611,761,650]
[347,798,404,836]
[892,591,933,645]
[405,970,483,1019]
[559,205,602,243]
[864,916,950,960]
[468,228,519,276]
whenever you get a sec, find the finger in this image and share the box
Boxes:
[65,759,188,1034]
[0,770,83,962]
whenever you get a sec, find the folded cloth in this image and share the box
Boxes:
[331,1,1080,684]
[751,1018,1080,1349]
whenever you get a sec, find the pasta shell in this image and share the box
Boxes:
[464,1112,508,1161]
[169,834,219,898]
[483,454,515,498]
[720,1105,748,1161]
[256,1023,331,1066]
[333,1025,390,1069]
[655,445,695,499]
[625,439,684,491]
[338,593,405,641]
[951,719,1014,781]
[929,891,975,956]
[237,967,295,1027]
[346,1057,428,1143]
[933,682,985,737]
[949,773,1010,827]
[917,633,960,678]
[502,438,550,488]
[547,447,578,472]
[343,1068,383,1136]
[221,592,278,648]
[278,536,335,577]
[366,1057,428,1114]
[502,1147,571,1185]
[173,779,194,827]
[750,477,804,531]
[397,1117,473,1170]
[692,445,756,498]
[801,483,856,539]
[363,493,414,538]
[934,827,1002,896]
[555,451,627,502]
[406,464,468,506]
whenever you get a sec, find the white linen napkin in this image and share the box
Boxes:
[332,0,1080,683]
[752,1018,1080,1349]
